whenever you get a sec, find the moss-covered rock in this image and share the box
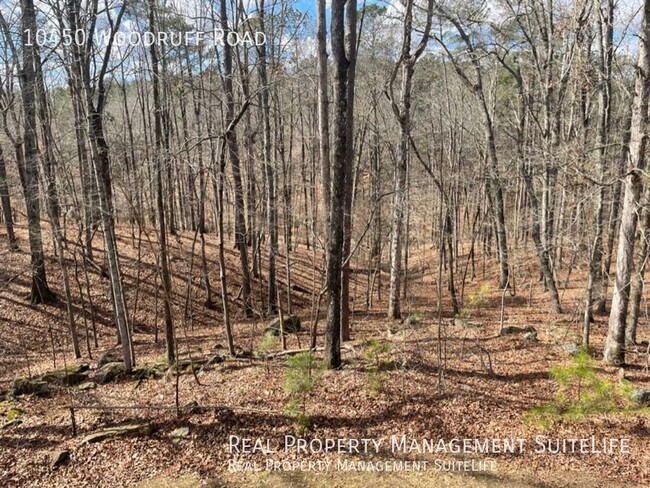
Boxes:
[12,378,49,397]
[39,368,89,386]
[174,358,208,373]
[265,315,301,336]
[97,352,122,368]
[499,325,532,336]
[131,361,169,380]
[91,362,126,384]
[631,388,650,406]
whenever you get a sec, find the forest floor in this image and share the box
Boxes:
[1,224,650,487]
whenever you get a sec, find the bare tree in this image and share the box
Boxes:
[583,0,614,344]
[257,0,278,315]
[220,0,253,317]
[0,142,18,251]
[325,0,357,369]
[604,0,650,366]
[386,0,434,319]
[317,0,331,234]
[149,0,176,363]
[14,0,57,304]
[434,4,511,291]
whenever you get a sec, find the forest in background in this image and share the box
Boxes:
[1,0,650,485]
[0,0,647,367]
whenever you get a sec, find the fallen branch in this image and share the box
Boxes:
[265,344,355,359]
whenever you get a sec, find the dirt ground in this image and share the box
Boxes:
[1,226,649,487]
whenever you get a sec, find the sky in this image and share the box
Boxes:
[0,0,644,76]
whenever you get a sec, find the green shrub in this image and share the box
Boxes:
[284,352,323,434]
[256,334,276,373]
[525,349,634,428]
[467,284,490,308]
[461,284,490,318]
[364,338,392,397]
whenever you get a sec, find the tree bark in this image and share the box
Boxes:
[20,0,57,304]
[317,0,331,237]
[83,1,133,370]
[341,0,357,341]
[604,0,650,365]
[221,0,252,317]
[0,143,18,251]
[388,0,434,319]
[258,0,278,315]
[583,0,614,343]
[325,0,352,369]
[149,0,175,363]
[627,192,650,345]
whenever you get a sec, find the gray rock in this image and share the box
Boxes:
[386,322,400,335]
[97,352,122,368]
[48,450,70,469]
[80,424,152,444]
[560,342,581,356]
[524,330,538,341]
[264,315,301,336]
[206,354,225,366]
[404,315,420,327]
[175,358,208,373]
[39,369,89,387]
[91,362,126,384]
[631,389,650,406]
[170,426,190,440]
[500,326,526,336]
[78,382,96,391]
[12,378,50,397]
[133,362,169,379]
[184,400,200,413]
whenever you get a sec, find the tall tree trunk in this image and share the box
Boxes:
[387,0,433,318]
[149,0,175,363]
[20,0,57,304]
[258,0,278,315]
[604,0,650,365]
[325,0,353,369]
[34,39,61,236]
[369,98,382,306]
[341,0,357,341]
[433,6,509,289]
[521,165,562,313]
[317,0,331,239]
[600,110,632,312]
[84,1,133,370]
[221,0,252,317]
[0,143,18,251]
[583,0,614,344]
[628,192,650,345]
